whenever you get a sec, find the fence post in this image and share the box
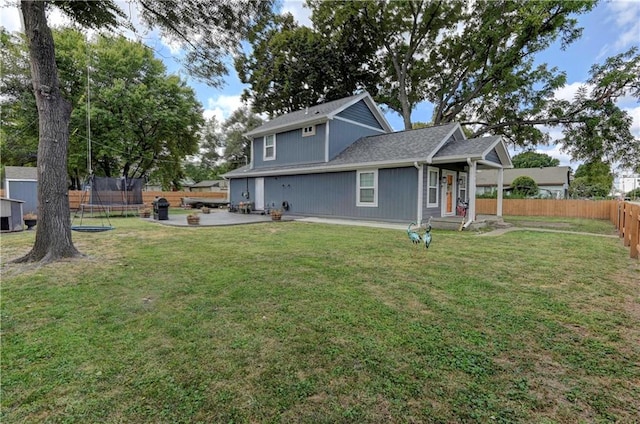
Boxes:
[631,205,639,259]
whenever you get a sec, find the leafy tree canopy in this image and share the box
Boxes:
[570,160,613,198]
[240,0,639,170]
[512,151,561,168]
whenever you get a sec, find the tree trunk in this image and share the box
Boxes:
[16,1,82,264]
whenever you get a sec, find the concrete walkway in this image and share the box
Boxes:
[150,210,407,230]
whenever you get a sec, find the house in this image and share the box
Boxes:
[223,92,512,226]
[476,166,571,199]
[189,180,228,193]
[3,166,38,215]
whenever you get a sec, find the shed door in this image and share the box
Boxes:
[255,178,264,210]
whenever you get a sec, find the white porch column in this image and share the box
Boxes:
[416,162,423,223]
[467,160,477,222]
[496,167,504,217]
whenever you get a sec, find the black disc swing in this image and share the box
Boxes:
[71,58,114,233]
[71,175,115,233]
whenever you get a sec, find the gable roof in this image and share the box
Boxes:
[432,135,512,168]
[244,92,392,138]
[190,180,227,189]
[4,166,38,181]
[476,166,572,186]
[224,122,511,178]
[330,123,461,166]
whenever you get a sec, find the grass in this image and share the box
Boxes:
[1,215,639,423]
[502,215,618,235]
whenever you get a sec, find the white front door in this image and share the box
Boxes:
[255,178,264,210]
[441,170,457,217]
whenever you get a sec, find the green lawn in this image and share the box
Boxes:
[2,217,639,423]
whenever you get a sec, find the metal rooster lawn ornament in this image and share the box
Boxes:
[407,217,432,249]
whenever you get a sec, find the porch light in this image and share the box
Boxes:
[441,176,447,185]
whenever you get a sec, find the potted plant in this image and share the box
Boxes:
[23,212,37,230]
[270,208,283,221]
[139,207,152,218]
[201,206,211,214]
[186,213,200,225]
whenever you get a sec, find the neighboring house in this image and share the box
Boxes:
[223,92,512,225]
[476,166,571,199]
[3,166,38,214]
[190,180,228,193]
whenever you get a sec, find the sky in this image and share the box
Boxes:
[1,0,639,173]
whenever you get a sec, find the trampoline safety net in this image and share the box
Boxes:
[89,176,144,206]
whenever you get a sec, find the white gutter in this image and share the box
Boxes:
[463,158,476,229]
[414,162,423,223]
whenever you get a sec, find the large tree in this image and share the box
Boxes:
[243,0,638,170]
[511,151,560,169]
[236,12,379,117]
[16,0,272,264]
[220,106,263,169]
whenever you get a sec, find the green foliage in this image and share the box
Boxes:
[626,187,640,199]
[511,176,539,197]
[236,12,378,117]
[138,0,274,84]
[2,29,204,182]
[0,30,38,166]
[512,151,560,168]
[219,107,263,169]
[570,160,613,198]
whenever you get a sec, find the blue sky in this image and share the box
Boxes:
[1,0,638,171]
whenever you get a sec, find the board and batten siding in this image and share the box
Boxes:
[485,148,501,165]
[336,99,384,129]
[252,123,327,169]
[252,166,418,222]
[328,119,386,160]
[7,180,38,214]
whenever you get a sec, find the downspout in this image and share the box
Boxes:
[463,159,476,229]
[414,162,423,223]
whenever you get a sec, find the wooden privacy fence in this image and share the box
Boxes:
[476,199,617,219]
[68,190,227,210]
[612,201,640,260]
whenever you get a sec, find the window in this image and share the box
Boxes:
[458,173,467,202]
[263,134,275,160]
[357,170,378,207]
[427,167,439,207]
[302,125,315,137]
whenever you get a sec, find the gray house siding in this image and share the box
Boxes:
[253,123,327,169]
[7,180,37,215]
[486,148,501,165]
[328,119,385,161]
[229,166,419,222]
[229,178,253,204]
[336,99,384,129]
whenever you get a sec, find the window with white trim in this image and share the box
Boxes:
[357,170,378,207]
[458,173,468,202]
[302,125,315,137]
[263,134,275,160]
[427,167,439,207]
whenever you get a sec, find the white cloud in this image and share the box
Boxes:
[605,1,640,52]
[203,94,244,122]
[281,0,312,27]
[553,82,591,102]
[0,0,22,32]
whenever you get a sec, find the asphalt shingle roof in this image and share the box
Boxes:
[245,93,373,137]
[4,166,37,180]
[433,136,501,159]
[330,123,459,165]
